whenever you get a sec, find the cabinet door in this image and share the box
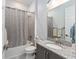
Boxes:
[48,50,65,59]
[35,44,46,59]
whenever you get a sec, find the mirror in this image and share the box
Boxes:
[47,0,76,45]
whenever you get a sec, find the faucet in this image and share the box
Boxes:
[55,38,63,47]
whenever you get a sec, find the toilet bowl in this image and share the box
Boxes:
[25,46,36,59]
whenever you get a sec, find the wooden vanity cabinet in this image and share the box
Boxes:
[35,43,46,59]
[35,43,65,59]
[47,50,65,59]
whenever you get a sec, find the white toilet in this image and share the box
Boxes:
[25,46,36,59]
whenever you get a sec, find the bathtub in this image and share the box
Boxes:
[3,45,26,59]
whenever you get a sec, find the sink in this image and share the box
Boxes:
[46,44,62,49]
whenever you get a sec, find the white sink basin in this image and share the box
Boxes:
[46,44,62,49]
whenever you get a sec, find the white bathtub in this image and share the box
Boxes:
[3,45,26,59]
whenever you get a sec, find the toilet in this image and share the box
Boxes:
[25,46,36,59]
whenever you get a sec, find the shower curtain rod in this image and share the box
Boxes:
[5,6,35,14]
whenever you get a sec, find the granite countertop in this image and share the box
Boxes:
[36,39,76,59]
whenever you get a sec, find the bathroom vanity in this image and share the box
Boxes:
[35,39,75,59]
[35,43,65,59]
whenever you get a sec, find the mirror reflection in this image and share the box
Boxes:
[47,0,75,46]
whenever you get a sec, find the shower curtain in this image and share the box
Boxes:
[5,7,29,48]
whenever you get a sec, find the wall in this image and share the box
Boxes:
[5,0,28,11]
[36,0,47,40]
[28,13,35,43]
[28,0,35,12]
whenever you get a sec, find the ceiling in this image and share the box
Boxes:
[6,0,34,7]
[15,0,33,7]
[6,0,61,12]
